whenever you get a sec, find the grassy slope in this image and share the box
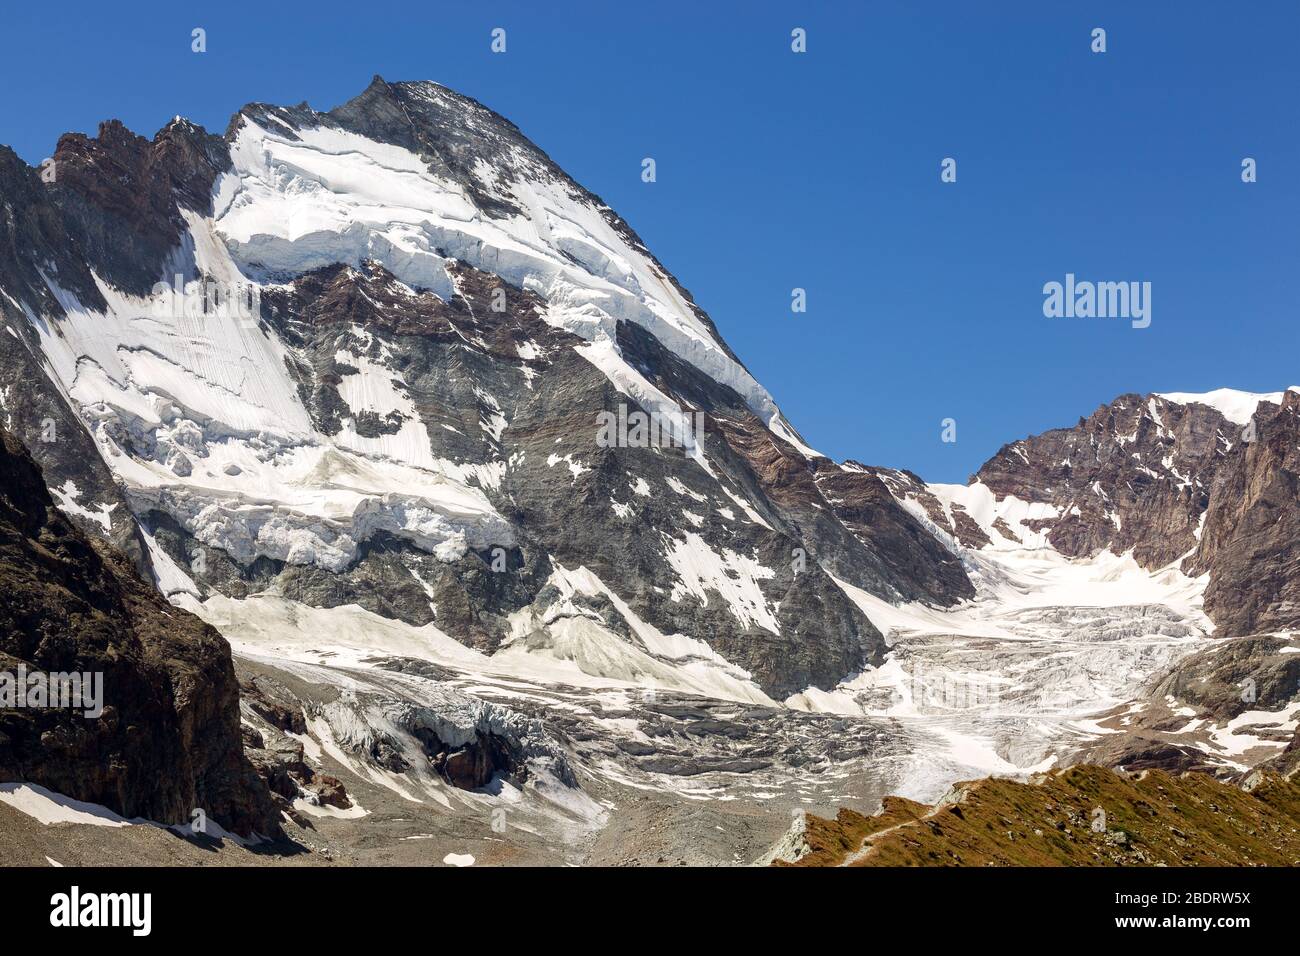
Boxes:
[777,765,1300,867]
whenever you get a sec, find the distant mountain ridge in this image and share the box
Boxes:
[876,386,1300,641]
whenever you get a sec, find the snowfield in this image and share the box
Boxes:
[29,213,514,575]
[1155,386,1300,425]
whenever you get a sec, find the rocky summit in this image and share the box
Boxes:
[1,77,1298,867]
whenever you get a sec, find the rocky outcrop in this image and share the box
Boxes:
[0,425,279,837]
[1151,635,1300,721]
[895,388,1300,647]
[868,467,992,551]
[237,668,355,825]
[1072,633,1300,776]
[810,459,973,602]
[49,117,231,296]
[973,393,1239,568]
[1186,391,1300,635]
[1079,735,1219,775]
[0,146,104,317]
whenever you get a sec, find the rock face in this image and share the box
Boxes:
[49,117,231,296]
[0,426,278,837]
[994,389,1300,640]
[0,75,982,702]
[883,388,1300,644]
[1186,391,1300,636]
[971,392,1240,568]
[0,147,146,569]
[1067,630,1300,779]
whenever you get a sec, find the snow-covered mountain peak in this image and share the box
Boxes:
[217,76,814,455]
[3,78,948,705]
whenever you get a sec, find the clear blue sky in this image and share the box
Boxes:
[2,1,1297,482]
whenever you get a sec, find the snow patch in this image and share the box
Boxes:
[1156,387,1299,425]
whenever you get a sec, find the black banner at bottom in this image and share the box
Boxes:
[0,864,1277,942]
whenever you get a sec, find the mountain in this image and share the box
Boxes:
[0,76,974,707]
[3,76,1300,865]
[867,386,1300,798]
[875,386,1300,638]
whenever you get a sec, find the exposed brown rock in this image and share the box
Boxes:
[974,393,1234,569]
[1188,391,1300,636]
[0,426,279,837]
[50,117,230,296]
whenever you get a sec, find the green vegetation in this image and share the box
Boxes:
[777,766,1300,867]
